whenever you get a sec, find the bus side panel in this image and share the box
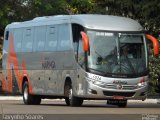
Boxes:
[56,50,77,96]
[19,51,76,96]
[2,31,33,94]
[2,52,8,92]
[2,28,9,92]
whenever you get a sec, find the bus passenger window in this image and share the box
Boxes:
[5,31,9,40]
[45,26,57,51]
[34,26,46,51]
[22,28,33,52]
[58,24,70,51]
[14,29,22,52]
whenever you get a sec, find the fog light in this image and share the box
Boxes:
[93,81,105,87]
[88,89,97,94]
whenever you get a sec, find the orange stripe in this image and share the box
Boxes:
[22,60,33,94]
[4,32,33,93]
[1,73,7,91]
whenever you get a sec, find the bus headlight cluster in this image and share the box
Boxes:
[93,81,105,86]
[137,78,147,87]
[88,79,105,87]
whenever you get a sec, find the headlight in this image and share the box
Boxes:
[137,78,147,87]
[93,80,105,87]
[137,82,144,87]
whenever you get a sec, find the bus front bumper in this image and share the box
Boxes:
[76,80,147,101]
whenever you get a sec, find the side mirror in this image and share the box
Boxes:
[146,34,159,56]
[80,32,89,52]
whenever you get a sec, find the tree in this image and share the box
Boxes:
[92,0,160,37]
[65,0,94,14]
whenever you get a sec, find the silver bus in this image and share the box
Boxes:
[1,15,159,107]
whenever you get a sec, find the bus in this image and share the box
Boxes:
[1,15,159,107]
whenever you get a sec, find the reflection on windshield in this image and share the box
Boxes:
[87,31,147,76]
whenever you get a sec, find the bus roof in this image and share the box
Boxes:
[6,14,143,32]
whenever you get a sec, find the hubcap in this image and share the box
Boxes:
[69,87,72,101]
[24,86,28,100]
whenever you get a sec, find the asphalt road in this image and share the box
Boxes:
[0,99,160,120]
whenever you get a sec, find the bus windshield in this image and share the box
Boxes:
[87,31,147,77]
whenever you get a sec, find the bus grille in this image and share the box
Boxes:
[105,84,138,90]
[122,85,138,90]
[103,91,135,97]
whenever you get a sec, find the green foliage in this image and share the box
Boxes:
[66,0,94,14]
[149,54,160,94]
[92,0,160,37]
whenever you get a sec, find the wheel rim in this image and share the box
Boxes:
[24,86,28,101]
[69,87,72,101]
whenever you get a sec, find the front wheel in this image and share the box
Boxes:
[107,99,127,108]
[64,83,83,106]
[22,81,41,105]
[117,100,127,108]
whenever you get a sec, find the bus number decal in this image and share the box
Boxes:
[92,75,101,81]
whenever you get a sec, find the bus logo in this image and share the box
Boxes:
[116,84,123,89]
[42,57,56,70]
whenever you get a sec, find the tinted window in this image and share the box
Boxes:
[5,31,9,40]
[34,26,46,51]
[13,28,23,52]
[3,30,9,54]
[45,26,57,51]
[78,38,85,67]
[72,24,84,62]
[22,28,34,52]
[58,24,71,51]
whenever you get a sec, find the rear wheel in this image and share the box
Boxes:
[64,83,83,106]
[22,81,41,105]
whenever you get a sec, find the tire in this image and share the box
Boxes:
[22,81,41,105]
[33,96,41,105]
[117,100,127,108]
[107,99,127,108]
[64,84,71,106]
[107,99,116,105]
[64,83,83,107]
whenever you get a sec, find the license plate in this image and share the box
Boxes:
[113,96,124,100]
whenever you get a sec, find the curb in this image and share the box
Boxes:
[128,99,159,104]
[0,96,159,104]
[0,96,22,100]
